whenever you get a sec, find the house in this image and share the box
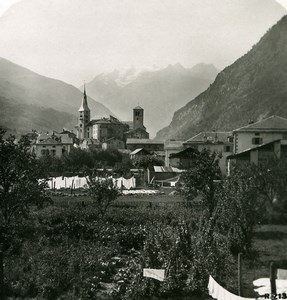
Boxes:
[164,140,184,167]
[130,148,151,159]
[233,115,287,153]
[32,132,73,158]
[227,139,287,175]
[182,131,233,175]
[148,166,183,187]
[169,147,199,169]
[126,138,164,152]
[102,137,125,150]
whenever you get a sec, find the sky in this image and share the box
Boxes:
[0,0,19,16]
[0,0,286,85]
[1,0,287,16]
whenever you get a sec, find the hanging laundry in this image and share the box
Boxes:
[143,269,165,282]
[253,277,287,295]
[208,275,256,300]
[278,269,287,280]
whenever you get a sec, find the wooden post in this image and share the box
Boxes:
[71,179,74,195]
[238,253,242,296]
[53,181,56,192]
[270,262,277,295]
[0,250,4,300]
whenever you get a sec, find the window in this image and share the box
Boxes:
[228,136,234,143]
[224,145,232,152]
[252,137,263,145]
[51,150,56,156]
[255,133,260,136]
[52,145,56,148]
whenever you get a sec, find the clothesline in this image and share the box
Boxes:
[208,275,256,300]
[41,176,136,190]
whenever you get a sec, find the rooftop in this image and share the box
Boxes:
[184,132,232,144]
[234,115,287,132]
[130,148,151,155]
[227,139,281,159]
[127,138,164,144]
[164,140,184,149]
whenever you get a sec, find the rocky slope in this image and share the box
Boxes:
[156,16,287,140]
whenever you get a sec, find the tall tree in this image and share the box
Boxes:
[0,130,49,227]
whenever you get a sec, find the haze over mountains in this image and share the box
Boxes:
[0,58,113,134]
[84,63,219,137]
[0,0,285,85]
[156,16,287,140]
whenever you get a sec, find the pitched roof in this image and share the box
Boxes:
[126,138,164,144]
[234,116,287,132]
[133,106,143,110]
[227,139,281,159]
[170,147,199,158]
[164,140,184,149]
[184,132,232,144]
[130,148,151,155]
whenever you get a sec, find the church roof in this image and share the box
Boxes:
[78,85,90,112]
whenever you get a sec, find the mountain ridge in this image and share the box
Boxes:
[84,63,219,137]
[156,15,287,140]
[0,57,113,134]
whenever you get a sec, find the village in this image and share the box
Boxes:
[2,82,287,300]
[1,1,287,300]
[28,85,287,187]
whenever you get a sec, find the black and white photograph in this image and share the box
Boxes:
[1,0,287,299]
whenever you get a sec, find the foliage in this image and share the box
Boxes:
[180,148,222,217]
[38,147,123,174]
[87,176,119,217]
[215,167,265,253]
[0,129,50,227]
[133,155,164,169]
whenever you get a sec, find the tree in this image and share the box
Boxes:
[0,129,50,299]
[215,166,265,253]
[133,155,164,170]
[180,148,222,216]
[62,148,94,173]
[0,130,50,228]
[87,176,119,217]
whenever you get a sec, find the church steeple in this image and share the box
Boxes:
[78,82,90,112]
[77,83,91,140]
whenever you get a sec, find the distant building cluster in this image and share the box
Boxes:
[75,87,149,149]
[27,86,287,177]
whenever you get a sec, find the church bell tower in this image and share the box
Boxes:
[77,84,90,140]
[133,106,144,130]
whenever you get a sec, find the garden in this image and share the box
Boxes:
[1,130,287,299]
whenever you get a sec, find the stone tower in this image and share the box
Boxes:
[133,106,144,130]
[77,85,90,140]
